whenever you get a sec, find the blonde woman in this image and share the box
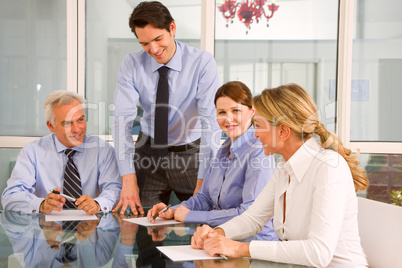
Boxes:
[191,83,369,267]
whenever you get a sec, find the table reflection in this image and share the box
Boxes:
[1,210,119,267]
[0,211,309,267]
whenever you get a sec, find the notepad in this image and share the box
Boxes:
[157,245,223,261]
[122,217,183,227]
[45,210,98,222]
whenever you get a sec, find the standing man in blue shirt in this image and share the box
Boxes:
[112,1,221,215]
[1,90,122,214]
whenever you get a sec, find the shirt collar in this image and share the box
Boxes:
[151,40,182,73]
[283,137,322,182]
[53,133,86,154]
[218,125,257,158]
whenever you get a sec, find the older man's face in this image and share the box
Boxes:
[47,99,86,148]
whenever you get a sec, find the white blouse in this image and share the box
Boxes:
[219,137,368,267]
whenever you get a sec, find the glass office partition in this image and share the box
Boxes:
[350,0,402,142]
[0,148,22,209]
[215,0,339,132]
[85,0,202,135]
[0,0,67,136]
[350,0,402,202]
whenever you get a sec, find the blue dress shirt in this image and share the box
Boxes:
[173,126,278,241]
[1,134,122,214]
[112,40,221,179]
[1,211,119,267]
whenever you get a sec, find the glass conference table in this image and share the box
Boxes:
[0,209,309,268]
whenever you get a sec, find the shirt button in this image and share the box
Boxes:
[32,209,36,213]
[103,207,107,211]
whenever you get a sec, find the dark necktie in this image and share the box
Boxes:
[60,220,79,263]
[154,66,169,156]
[63,149,82,208]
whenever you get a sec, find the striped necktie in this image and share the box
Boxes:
[60,220,79,263]
[63,149,82,208]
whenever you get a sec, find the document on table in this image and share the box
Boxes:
[45,210,98,222]
[123,217,183,227]
[157,245,223,261]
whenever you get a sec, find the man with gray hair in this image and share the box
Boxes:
[1,90,122,214]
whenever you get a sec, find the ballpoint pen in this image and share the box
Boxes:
[47,232,77,249]
[49,189,77,202]
[151,204,172,221]
[220,254,228,260]
[149,227,169,238]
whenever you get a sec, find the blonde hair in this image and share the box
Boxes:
[253,83,368,192]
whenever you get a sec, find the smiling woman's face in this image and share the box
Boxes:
[253,110,281,156]
[216,96,254,143]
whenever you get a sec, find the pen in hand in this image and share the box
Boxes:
[49,189,77,202]
[151,204,172,221]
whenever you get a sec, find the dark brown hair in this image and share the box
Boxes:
[129,1,174,37]
[214,81,253,109]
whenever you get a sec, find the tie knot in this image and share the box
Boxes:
[64,149,76,158]
[158,66,169,77]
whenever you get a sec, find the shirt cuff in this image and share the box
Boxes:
[116,242,135,253]
[249,240,277,262]
[117,159,135,176]
[30,197,45,214]
[185,211,208,224]
[94,197,112,213]
[218,221,236,239]
[197,165,207,180]
[113,242,135,266]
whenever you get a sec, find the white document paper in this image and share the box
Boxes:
[45,210,98,222]
[122,217,183,227]
[157,245,223,262]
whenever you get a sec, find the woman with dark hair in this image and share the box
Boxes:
[148,81,278,240]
